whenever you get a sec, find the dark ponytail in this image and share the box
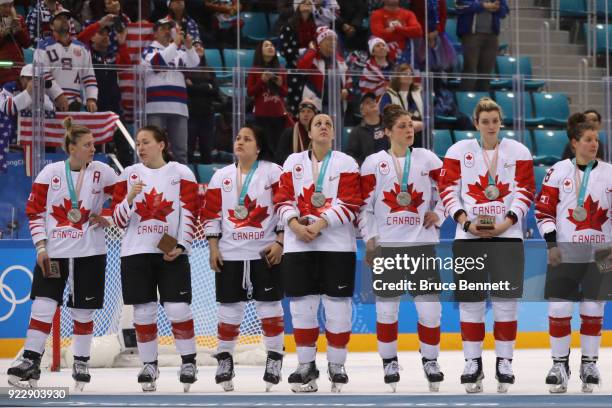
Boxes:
[137,125,174,162]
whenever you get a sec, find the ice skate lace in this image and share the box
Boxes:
[328,363,347,376]
[73,360,89,375]
[265,357,282,377]
[139,363,158,379]
[549,362,569,383]
[497,359,513,376]
[216,358,233,376]
[11,357,34,369]
[384,360,401,376]
[423,360,440,376]
[462,359,479,375]
[294,362,313,376]
[581,362,600,383]
[180,363,196,377]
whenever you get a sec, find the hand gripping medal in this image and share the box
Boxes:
[234,160,259,220]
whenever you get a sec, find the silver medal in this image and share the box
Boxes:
[484,185,500,200]
[311,192,327,208]
[572,206,587,222]
[396,191,412,206]
[234,205,248,220]
[67,208,82,223]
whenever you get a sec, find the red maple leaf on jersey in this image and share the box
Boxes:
[50,198,91,230]
[382,182,424,213]
[467,173,511,204]
[228,194,269,228]
[567,195,608,231]
[297,184,333,217]
[135,188,175,222]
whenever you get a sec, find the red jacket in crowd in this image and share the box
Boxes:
[370,6,423,52]
[247,68,288,118]
[0,15,30,86]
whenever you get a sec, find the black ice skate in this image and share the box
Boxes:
[72,360,91,391]
[460,357,484,393]
[288,361,319,393]
[137,362,160,392]
[580,357,601,393]
[178,362,198,392]
[546,357,570,394]
[495,357,515,393]
[422,358,444,392]
[382,357,400,392]
[7,355,41,389]
[263,351,283,392]
[327,362,348,393]
[214,352,235,392]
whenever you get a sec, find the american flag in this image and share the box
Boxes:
[18,111,120,176]
[118,22,155,123]
[0,112,11,174]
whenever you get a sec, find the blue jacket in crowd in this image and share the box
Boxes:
[455,0,509,37]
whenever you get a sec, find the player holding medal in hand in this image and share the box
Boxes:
[439,98,535,393]
[359,105,446,392]
[201,125,286,392]
[535,122,612,393]
[274,113,362,393]
[8,118,117,390]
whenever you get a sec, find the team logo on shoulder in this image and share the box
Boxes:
[293,164,303,179]
[128,172,140,185]
[51,175,61,190]
[378,161,390,175]
[222,178,233,192]
[464,152,474,168]
[562,178,573,193]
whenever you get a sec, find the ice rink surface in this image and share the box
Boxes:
[1,349,611,407]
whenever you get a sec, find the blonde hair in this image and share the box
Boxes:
[62,117,92,153]
[473,97,503,122]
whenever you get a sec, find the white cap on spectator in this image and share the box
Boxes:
[316,26,336,45]
[368,37,387,55]
[0,0,13,5]
[20,64,33,77]
[293,0,307,11]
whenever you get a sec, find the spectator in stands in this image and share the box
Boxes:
[410,0,456,71]
[457,0,508,91]
[279,0,317,116]
[370,0,422,64]
[247,40,289,154]
[359,37,394,99]
[275,98,316,165]
[562,111,604,160]
[83,0,131,61]
[142,17,199,164]
[297,26,351,114]
[312,0,338,28]
[379,64,424,146]
[186,42,222,164]
[34,9,97,112]
[26,0,76,45]
[82,21,133,166]
[0,0,30,86]
[166,0,201,44]
[204,0,242,47]
[335,0,368,51]
[346,92,387,165]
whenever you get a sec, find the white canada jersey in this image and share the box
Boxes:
[439,138,535,239]
[535,159,611,246]
[359,148,445,245]
[26,160,117,258]
[111,162,198,257]
[274,150,362,253]
[34,38,98,103]
[201,161,283,261]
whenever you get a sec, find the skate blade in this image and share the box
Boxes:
[497,382,510,393]
[8,376,37,389]
[220,380,234,392]
[429,381,441,392]
[183,383,192,393]
[290,380,317,393]
[549,384,567,394]
[331,382,343,393]
[74,381,87,392]
[265,381,278,392]
[387,382,398,392]
[141,382,157,392]
[582,382,597,393]
[464,380,483,394]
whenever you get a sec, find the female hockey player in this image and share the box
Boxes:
[8,118,117,391]
[274,113,362,393]
[535,122,612,393]
[359,104,445,392]
[201,125,285,392]
[111,125,199,392]
[439,97,535,393]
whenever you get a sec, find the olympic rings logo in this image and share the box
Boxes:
[0,265,33,322]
